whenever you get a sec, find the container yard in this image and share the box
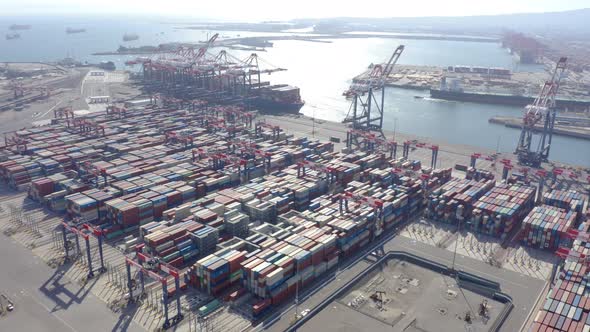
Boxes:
[0,92,586,332]
[0,33,589,332]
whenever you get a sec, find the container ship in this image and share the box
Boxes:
[251,84,304,114]
[123,33,139,42]
[9,24,31,30]
[66,27,86,34]
[430,88,590,110]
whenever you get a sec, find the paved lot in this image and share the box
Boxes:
[305,258,505,332]
[0,226,144,332]
[264,233,547,332]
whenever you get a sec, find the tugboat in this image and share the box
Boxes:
[6,33,21,40]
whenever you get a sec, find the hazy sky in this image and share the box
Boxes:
[1,0,588,20]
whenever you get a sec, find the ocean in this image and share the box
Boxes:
[1,15,588,166]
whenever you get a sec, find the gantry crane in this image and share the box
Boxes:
[343,45,404,144]
[124,250,184,329]
[515,57,567,167]
[228,138,273,171]
[3,131,28,153]
[402,141,440,168]
[78,161,108,186]
[469,153,498,169]
[192,147,222,162]
[339,191,385,240]
[296,159,337,184]
[53,106,75,120]
[61,221,106,279]
[105,105,127,119]
[255,121,281,141]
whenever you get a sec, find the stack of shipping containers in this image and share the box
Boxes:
[426,178,495,224]
[468,183,536,238]
[531,219,590,331]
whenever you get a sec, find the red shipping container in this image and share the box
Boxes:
[169,256,184,268]
[253,299,271,314]
[229,252,247,273]
[159,246,178,258]
[174,233,191,245]
[212,280,230,295]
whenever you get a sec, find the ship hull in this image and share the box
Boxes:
[430,89,590,110]
[251,99,304,114]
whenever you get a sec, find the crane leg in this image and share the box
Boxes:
[62,226,69,261]
[126,262,133,302]
[163,283,170,328]
[86,237,94,279]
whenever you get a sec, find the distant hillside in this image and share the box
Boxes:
[295,8,590,39]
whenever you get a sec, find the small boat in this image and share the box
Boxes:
[6,33,21,40]
[414,96,424,99]
[66,27,86,34]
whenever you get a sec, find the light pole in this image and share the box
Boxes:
[294,262,300,321]
[312,109,316,138]
[451,217,463,273]
[393,117,398,141]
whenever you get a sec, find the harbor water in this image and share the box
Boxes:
[1,16,588,166]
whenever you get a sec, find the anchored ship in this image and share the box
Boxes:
[123,33,139,42]
[66,27,86,34]
[9,24,31,30]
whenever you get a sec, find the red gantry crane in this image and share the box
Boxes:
[403,140,440,168]
[297,159,337,184]
[346,129,400,160]
[228,138,273,171]
[339,191,385,240]
[255,121,281,141]
[124,250,184,329]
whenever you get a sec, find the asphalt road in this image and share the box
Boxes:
[0,68,88,134]
[0,231,144,332]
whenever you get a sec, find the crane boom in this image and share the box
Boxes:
[196,33,219,60]
[515,57,567,167]
[343,45,405,140]
[381,45,405,84]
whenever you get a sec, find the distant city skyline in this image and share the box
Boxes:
[0,0,589,20]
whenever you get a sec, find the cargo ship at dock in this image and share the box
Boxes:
[430,88,590,111]
[251,84,304,114]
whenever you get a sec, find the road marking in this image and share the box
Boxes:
[80,71,90,96]
[37,100,64,119]
[403,245,531,288]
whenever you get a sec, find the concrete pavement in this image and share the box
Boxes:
[264,230,546,332]
[0,227,144,332]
